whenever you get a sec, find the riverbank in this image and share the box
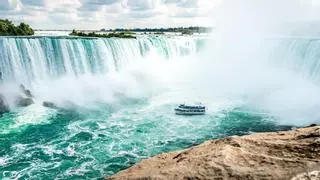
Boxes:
[108,125,320,180]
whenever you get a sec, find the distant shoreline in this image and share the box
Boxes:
[35,26,213,33]
[0,31,210,39]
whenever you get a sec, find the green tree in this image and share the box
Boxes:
[0,19,34,36]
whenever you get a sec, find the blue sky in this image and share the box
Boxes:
[0,0,220,30]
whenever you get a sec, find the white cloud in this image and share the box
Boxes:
[0,0,221,29]
[0,0,22,11]
[312,0,320,5]
[125,0,160,11]
[3,0,320,30]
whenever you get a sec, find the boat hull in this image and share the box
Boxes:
[175,110,206,116]
[174,104,206,116]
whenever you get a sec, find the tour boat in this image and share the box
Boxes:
[175,104,206,115]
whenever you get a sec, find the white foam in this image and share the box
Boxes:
[0,157,8,166]
[9,104,57,130]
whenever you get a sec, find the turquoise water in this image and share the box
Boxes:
[0,101,291,179]
[2,35,317,179]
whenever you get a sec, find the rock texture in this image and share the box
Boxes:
[0,94,9,114]
[292,171,320,180]
[42,101,58,109]
[108,126,320,180]
[16,84,34,107]
[16,96,34,107]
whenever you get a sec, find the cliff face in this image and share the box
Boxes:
[108,125,320,180]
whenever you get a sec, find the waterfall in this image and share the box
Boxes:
[268,37,320,83]
[0,36,200,84]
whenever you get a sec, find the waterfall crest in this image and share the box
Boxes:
[0,37,200,84]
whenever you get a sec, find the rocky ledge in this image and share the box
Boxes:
[108,125,320,180]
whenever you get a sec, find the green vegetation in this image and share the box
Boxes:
[0,19,34,36]
[70,30,136,39]
[154,32,165,35]
[101,26,213,34]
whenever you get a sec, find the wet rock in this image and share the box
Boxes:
[307,124,318,128]
[16,96,34,107]
[15,84,34,107]
[42,101,58,109]
[20,84,33,98]
[24,90,33,98]
[0,94,9,114]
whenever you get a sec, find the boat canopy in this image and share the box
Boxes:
[178,104,205,109]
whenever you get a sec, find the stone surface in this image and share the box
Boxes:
[292,171,320,180]
[16,96,34,107]
[108,126,320,180]
[42,101,58,109]
[0,94,9,114]
[16,84,34,107]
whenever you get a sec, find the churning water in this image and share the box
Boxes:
[2,1,320,178]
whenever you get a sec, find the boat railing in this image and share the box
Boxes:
[178,105,205,109]
[175,108,205,112]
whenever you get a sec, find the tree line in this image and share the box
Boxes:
[101,26,213,34]
[0,19,34,36]
[70,30,136,38]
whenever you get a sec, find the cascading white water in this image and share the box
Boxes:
[0,36,199,85]
[186,0,320,126]
[0,36,204,110]
[269,38,320,83]
[2,33,320,125]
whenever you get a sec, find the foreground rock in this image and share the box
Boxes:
[108,126,320,180]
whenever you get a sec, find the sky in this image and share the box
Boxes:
[0,0,222,30]
[2,0,320,30]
